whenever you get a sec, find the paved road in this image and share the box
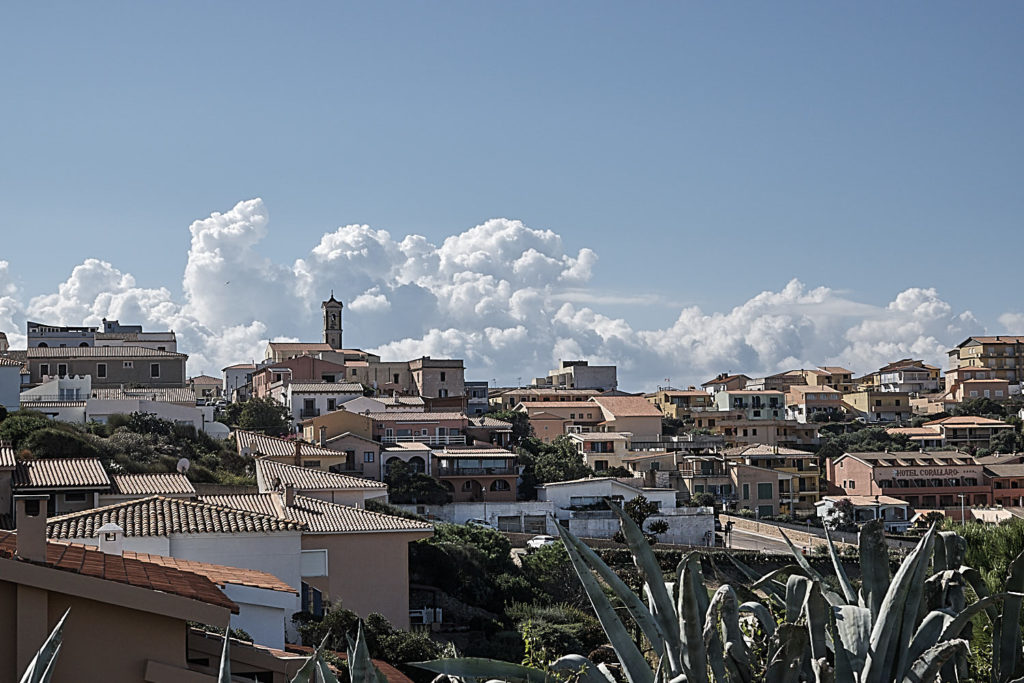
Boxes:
[722,529,795,555]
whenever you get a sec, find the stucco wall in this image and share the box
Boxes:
[302,530,429,630]
[568,510,713,545]
[0,366,20,412]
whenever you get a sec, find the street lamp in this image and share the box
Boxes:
[958,494,967,527]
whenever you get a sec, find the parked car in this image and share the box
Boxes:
[466,518,498,530]
[526,535,556,551]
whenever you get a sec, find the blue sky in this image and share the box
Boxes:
[1,3,1022,386]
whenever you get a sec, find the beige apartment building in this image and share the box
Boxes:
[948,336,1024,390]
[843,390,911,423]
[645,388,714,420]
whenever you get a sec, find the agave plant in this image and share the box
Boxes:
[413,501,1024,683]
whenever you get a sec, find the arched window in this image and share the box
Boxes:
[79,342,89,347]
[408,456,425,473]
[462,481,474,491]
[37,342,47,347]
[490,480,511,492]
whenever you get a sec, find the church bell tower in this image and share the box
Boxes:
[322,292,343,350]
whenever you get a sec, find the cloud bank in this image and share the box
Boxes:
[0,199,1009,390]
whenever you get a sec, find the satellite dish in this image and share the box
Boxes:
[176,458,191,474]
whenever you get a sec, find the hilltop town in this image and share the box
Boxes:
[2,294,1023,680]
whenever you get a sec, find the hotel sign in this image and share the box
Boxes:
[874,466,982,479]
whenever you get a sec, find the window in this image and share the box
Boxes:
[462,481,474,491]
[157,346,166,351]
[150,363,160,378]
[875,400,882,406]
[327,399,336,411]
[393,374,400,384]
[440,372,446,382]
[757,483,773,499]
[40,363,49,376]
[303,460,321,468]
[742,484,750,500]
[63,492,87,503]
[97,363,107,378]
[849,480,856,489]
[57,364,68,377]
[364,451,375,463]
[124,361,134,369]
[351,369,358,376]
[587,413,592,419]
[38,342,47,347]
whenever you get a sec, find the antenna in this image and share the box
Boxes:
[176,458,191,474]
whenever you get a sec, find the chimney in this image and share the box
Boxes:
[15,494,48,563]
[283,483,295,507]
[97,523,124,556]
[318,426,326,447]
[294,440,302,466]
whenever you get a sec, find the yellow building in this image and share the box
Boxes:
[842,390,911,423]
[645,388,714,419]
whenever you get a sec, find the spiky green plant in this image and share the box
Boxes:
[413,502,1024,683]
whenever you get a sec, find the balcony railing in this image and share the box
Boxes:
[381,435,467,445]
[437,466,516,476]
[300,409,321,418]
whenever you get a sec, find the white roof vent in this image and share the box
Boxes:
[97,522,124,556]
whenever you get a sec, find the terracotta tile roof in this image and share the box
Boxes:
[886,427,942,438]
[469,416,512,429]
[256,459,387,490]
[127,552,297,594]
[89,386,197,403]
[926,416,1010,427]
[591,396,664,418]
[653,390,708,397]
[112,473,197,496]
[957,336,1024,345]
[288,382,363,394]
[361,411,468,421]
[0,356,22,367]
[223,363,256,370]
[13,458,111,490]
[788,384,839,395]
[0,444,17,469]
[516,401,595,409]
[701,374,749,386]
[819,366,854,374]
[200,493,434,535]
[819,495,908,506]
[18,400,88,408]
[984,465,1024,478]
[725,444,815,457]
[569,432,631,441]
[719,389,786,396]
[267,342,334,352]
[236,430,341,459]
[0,531,237,612]
[47,496,305,539]
[189,375,222,383]
[380,396,425,406]
[841,451,975,466]
[27,346,187,359]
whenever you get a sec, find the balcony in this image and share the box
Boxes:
[300,409,321,418]
[381,434,467,445]
[437,466,516,477]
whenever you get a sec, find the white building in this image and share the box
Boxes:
[223,362,256,403]
[0,357,22,412]
[47,496,310,649]
[274,381,363,426]
[814,495,910,533]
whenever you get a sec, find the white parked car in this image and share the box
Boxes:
[526,535,556,551]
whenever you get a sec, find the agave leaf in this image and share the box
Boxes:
[348,623,387,683]
[20,607,69,683]
[934,532,966,573]
[292,629,342,683]
[765,623,809,683]
[832,604,871,680]
[551,655,616,683]
[994,550,1024,683]
[858,520,891,620]
[218,631,231,683]
[727,553,785,606]
[751,565,807,592]
[941,594,1012,641]
[904,610,953,674]
[562,523,655,683]
[739,601,777,638]
[608,500,683,665]
[899,639,968,683]
[785,575,810,624]
[861,523,936,683]
[414,659,550,683]
[703,586,730,683]
[705,586,751,683]
[823,525,857,605]
[957,565,998,621]
[676,552,710,683]
[777,529,828,585]
[803,581,828,663]
[553,521,667,658]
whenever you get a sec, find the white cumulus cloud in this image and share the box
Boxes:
[0,199,996,389]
